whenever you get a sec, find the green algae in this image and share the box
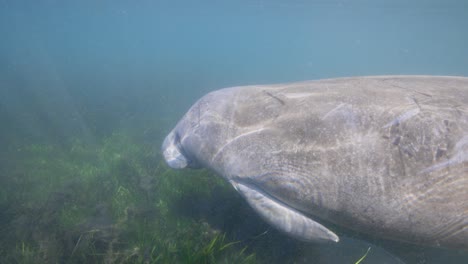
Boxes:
[0,131,255,263]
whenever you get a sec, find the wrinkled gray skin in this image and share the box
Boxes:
[162,76,468,250]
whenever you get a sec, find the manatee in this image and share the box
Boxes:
[162,76,468,249]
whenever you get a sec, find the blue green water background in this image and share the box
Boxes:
[0,1,467,263]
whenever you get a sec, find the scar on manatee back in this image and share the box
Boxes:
[263,90,286,105]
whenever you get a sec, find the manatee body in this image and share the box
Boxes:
[162,76,468,249]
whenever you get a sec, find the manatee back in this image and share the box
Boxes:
[220,76,468,249]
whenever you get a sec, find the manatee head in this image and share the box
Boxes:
[162,88,236,170]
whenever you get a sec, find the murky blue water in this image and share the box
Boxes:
[1,1,467,263]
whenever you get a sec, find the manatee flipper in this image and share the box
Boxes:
[231,181,339,243]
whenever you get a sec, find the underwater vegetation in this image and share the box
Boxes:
[2,129,462,263]
[0,131,260,263]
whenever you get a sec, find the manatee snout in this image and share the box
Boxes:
[162,130,189,169]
